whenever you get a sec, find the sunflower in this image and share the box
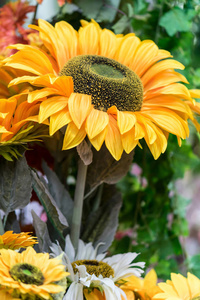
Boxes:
[3,19,199,160]
[50,235,144,300]
[0,289,20,300]
[154,272,200,300]
[0,231,37,250]
[0,246,69,300]
[0,63,49,160]
[121,269,161,300]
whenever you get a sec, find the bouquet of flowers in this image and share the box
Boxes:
[0,0,200,299]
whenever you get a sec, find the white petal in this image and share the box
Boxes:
[64,235,76,262]
[63,282,84,300]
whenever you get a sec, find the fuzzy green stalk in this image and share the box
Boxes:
[70,159,88,253]
[0,217,4,235]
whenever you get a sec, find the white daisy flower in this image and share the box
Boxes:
[50,235,145,300]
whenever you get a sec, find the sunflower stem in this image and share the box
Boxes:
[70,159,88,253]
[0,217,4,235]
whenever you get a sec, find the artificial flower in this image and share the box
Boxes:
[51,235,145,300]
[0,246,69,299]
[0,231,37,250]
[121,269,161,300]
[3,19,200,160]
[154,272,200,300]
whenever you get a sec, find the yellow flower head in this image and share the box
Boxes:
[0,247,69,300]
[3,19,200,160]
[154,272,200,300]
[121,269,161,300]
[0,231,37,250]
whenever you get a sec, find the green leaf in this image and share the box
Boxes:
[0,156,32,214]
[159,7,193,36]
[82,185,122,253]
[112,15,130,34]
[32,210,52,253]
[31,170,68,238]
[187,254,200,278]
[86,145,134,192]
[42,161,74,226]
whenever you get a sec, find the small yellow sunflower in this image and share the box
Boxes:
[0,247,69,300]
[154,272,200,300]
[121,269,161,300]
[0,231,37,250]
[4,19,200,160]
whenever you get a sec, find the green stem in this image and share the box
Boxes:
[70,159,88,253]
[0,217,4,235]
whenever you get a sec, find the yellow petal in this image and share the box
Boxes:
[4,46,54,75]
[39,96,68,123]
[117,110,136,134]
[78,23,100,55]
[100,29,118,58]
[144,269,157,286]
[171,273,190,299]
[130,40,158,77]
[86,108,109,139]
[122,127,138,154]
[142,108,189,138]
[141,60,185,86]
[189,89,200,99]
[114,34,140,66]
[55,21,78,64]
[90,127,107,151]
[68,93,92,129]
[144,70,189,91]
[50,108,72,135]
[62,122,86,150]
[28,88,59,103]
[105,115,123,160]
[187,272,200,297]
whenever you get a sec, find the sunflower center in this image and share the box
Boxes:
[10,263,45,285]
[59,55,143,112]
[72,259,114,278]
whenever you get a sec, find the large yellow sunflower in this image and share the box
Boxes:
[0,247,69,299]
[153,272,200,300]
[4,19,200,160]
[0,231,37,250]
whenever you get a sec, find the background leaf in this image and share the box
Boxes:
[0,156,32,215]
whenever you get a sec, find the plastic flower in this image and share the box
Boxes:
[0,231,37,250]
[0,247,69,300]
[51,235,145,300]
[154,272,200,300]
[121,269,161,300]
[4,19,200,160]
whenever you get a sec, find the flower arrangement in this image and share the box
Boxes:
[0,0,200,299]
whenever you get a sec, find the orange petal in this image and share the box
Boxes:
[105,115,123,160]
[62,122,86,150]
[68,93,92,129]
[86,108,109,139]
